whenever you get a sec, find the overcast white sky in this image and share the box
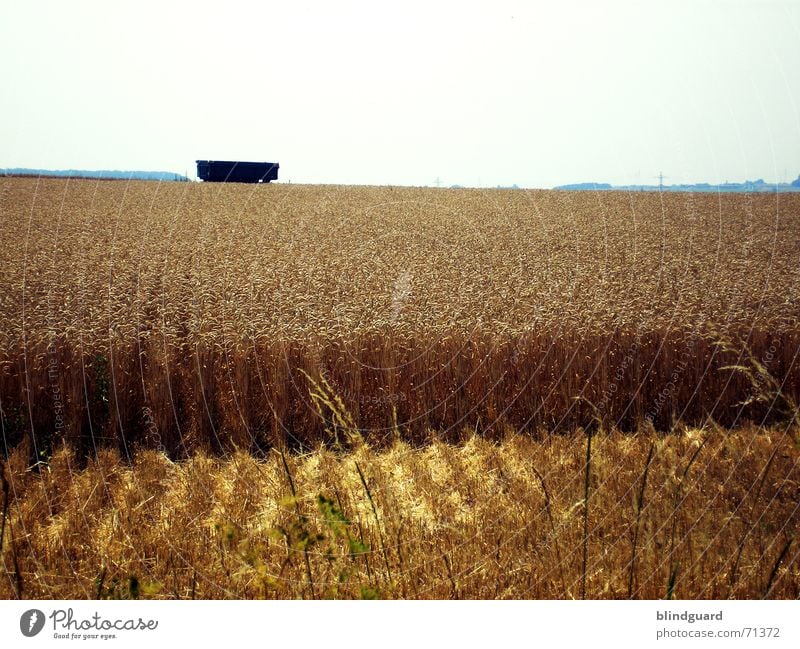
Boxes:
[1,0,799,187]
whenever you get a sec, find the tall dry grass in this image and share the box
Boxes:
[0,426,798,599]
[1,178,799,600]
[1,178,799,456]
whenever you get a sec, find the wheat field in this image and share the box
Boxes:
[2,426,799,599]
[1,178,799,454]
[1,177,799,599]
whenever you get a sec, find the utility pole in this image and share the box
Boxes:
[655,172,668,192]
[434,176,441,188]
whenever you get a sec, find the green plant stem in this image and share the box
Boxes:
[355,461,392,584]
[582,428,593,599]
[278,449,315,599]
[628,442,655,598]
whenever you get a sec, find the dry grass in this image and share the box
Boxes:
[1,426,798,599]
[1,178,800,599]
[1,178,799,454]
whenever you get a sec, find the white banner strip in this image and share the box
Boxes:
[1,600,797,648]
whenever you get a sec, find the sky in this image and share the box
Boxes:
[1,0,799,187]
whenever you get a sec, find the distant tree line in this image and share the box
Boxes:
[0,168,189,182]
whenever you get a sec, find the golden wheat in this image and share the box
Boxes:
[1,178,798,454]
[2,177,799,600]
[1,426,798,599]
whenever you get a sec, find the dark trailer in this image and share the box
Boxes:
[196,160,279,183]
